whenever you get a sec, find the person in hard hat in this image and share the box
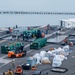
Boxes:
[20,45,24,52]
[11,59,15,69]
[14,65,23,74]
[6,69,13,75]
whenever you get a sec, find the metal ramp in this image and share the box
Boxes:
[51,67,68,73]
[47,35,68,43]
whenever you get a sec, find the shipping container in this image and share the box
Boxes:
[30,38,47,49]
[1,42,23,53]
[60,19,75,28]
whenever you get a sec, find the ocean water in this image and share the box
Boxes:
[0,14,75,27]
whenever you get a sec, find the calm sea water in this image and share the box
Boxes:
[0,14,75,27]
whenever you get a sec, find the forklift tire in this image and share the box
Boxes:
[11,55,16,58]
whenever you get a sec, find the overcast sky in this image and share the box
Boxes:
[0,0,75,12]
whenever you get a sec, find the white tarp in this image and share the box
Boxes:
[30,45,71,67]
[52,55,67,67]
[41,57,51,64]
[33,53,41,64]
[40,51,47,58]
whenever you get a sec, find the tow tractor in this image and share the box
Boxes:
[8,46,27,58]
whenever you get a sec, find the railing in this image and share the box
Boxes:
[0,11,75,15]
